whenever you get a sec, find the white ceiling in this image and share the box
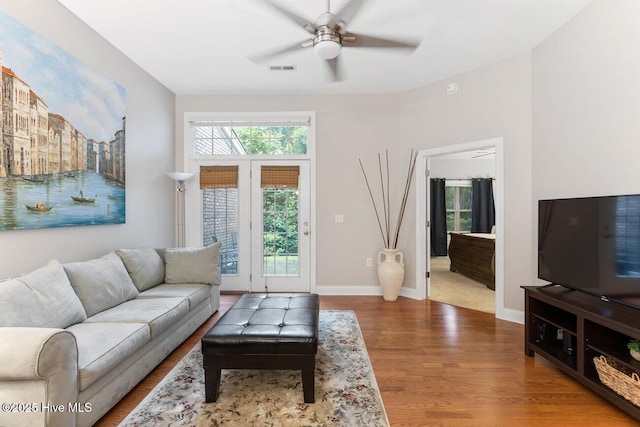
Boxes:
[55,0,594,95]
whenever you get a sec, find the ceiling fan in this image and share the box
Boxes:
[472,149,496,159]
[251,0,422,81]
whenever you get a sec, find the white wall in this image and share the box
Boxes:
[5,0,624,317]
[0,0,176,278]
[429,158,495,179]
[176,94,403,291]
[532,0,640,288]
[176,52,533,314]
[399,53,533,312]
[533,0,640,200]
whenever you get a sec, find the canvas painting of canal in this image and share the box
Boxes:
[0,11,126,231]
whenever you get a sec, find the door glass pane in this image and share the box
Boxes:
[262,187,299,276]
[203,188,238,275]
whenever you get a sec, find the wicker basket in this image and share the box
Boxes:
[593,355,640,407]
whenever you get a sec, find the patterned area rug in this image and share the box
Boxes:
[118,310,389,427]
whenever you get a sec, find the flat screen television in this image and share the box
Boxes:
[538,194,640,309]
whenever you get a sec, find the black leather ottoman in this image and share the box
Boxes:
[201,293,319,403]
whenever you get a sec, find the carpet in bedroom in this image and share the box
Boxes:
[429,256,495,313]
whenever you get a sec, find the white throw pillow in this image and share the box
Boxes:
[164,243,221,285]
[64,252,139,317]
[0,259,87,328]
[116,246,165,291]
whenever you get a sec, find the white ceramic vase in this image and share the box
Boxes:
[630,349,640,362]
[377,248,405,301]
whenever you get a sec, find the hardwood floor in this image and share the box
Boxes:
[95,294,638,426]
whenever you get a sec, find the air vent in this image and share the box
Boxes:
[269,65,297,72]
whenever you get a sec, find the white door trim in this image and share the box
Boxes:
[415,137,505,319]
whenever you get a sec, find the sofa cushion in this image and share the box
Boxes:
[63,252,139,317]
[84,297,189,338]
[116,246,165,291]
[164,243,221,285]
[66,322,150,390]
[0,260,87,328]
[138,283,211,309]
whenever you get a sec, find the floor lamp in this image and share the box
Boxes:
[167,172,194,247]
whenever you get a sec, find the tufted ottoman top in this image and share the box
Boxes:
[202,293,319,355]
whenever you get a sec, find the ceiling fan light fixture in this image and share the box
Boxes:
[314,39,341,59]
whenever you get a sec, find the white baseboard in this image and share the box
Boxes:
[314,285,421,300]
[314,285,383,296]
[399,287,419,299]
[496,307,525,324]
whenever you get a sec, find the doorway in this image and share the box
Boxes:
[415,138,504,316]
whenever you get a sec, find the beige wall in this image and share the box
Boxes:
[176,51,533,313]
[176,94,401,290]
[533,0,640,200]
[399,52,533,313]
[532,0,640,292]
[4,0,631,318]
[0,0,176,278]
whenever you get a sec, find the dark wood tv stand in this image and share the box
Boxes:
[523,285,640,420]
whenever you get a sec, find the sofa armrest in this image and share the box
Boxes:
[0,328,79,427]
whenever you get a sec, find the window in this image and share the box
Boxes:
[191,119,309,156]
[446,181,472,232]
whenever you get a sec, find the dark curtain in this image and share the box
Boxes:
[471,178,495,233]
[430,178,447,256]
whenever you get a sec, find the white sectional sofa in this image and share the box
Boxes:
[0,244,221,427]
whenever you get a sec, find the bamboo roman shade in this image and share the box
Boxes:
[260,165,299,188]
[200,165,238,189]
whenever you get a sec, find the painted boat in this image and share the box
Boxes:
[22,176,45,183]
[71,195,96,203]
[26,203,53,212]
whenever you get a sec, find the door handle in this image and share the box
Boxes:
[304,230,310,236]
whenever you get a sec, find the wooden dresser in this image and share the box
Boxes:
[448,232,495,289]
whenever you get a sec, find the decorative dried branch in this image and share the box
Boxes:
[377,153,389,248]
[359,158,386,246]
[359,149,418,249]
[393,149,418,249]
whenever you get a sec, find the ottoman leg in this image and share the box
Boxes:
[204,359,221,402]
[301,358,316,403]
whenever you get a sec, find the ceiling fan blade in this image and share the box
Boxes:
[249,39,313,64]
[472,151,496,158]
[343,32,421,51]
[261,0,318,34]
[325,57,346,82]
[329,0,365,30]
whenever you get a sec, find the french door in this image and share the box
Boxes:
[196,160,311,293]
[251,160,310,292]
